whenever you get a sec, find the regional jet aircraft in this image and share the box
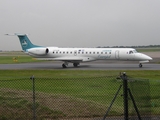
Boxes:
[6,33,152,68]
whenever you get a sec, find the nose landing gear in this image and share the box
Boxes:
[139,63,142,68]
[139,60,150,68]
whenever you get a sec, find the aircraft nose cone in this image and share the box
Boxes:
[148,56,153,60]
[136,53,153,61]
[143,54,153,60]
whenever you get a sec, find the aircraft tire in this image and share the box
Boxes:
[62,64,67,68]
[139,63,142,68]
[73,63,79,67]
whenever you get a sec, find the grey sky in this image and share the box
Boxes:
[1,0,160,51]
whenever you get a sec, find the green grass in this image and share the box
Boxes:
[0,70,160,118]
[0,56,40,64]
[0,76,119,103]
[136,48,160,52]
[0,91,65,119]
[0,51,45,64]
[0,71,160,104]
[0,70,160,79]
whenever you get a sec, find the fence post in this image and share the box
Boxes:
[122,72,128,120]
[30,75,36,120]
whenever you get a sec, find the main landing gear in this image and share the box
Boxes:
[62,64,67,68]
[139,63,143,68]
[73,63,80,67]
[62,62,68,68]
[62,62,80,68]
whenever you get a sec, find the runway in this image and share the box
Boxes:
[0,61,160,70]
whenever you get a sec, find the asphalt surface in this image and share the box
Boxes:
[0,61,160,70]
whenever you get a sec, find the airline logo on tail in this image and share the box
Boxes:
[21,40,27,47]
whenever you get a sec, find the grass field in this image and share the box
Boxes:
[0,51,43,64]
[0,56,40,64]
[136,47,160,52]
[0,70,160,119]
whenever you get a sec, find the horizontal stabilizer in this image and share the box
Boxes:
[5,33,27,36]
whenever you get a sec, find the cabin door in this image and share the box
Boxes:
[115,50,120,59]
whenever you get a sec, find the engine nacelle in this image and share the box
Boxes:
[28,48,49,55]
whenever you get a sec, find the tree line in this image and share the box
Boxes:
[97,45,160,48]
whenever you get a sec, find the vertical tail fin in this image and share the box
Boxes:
[15,34,41,51]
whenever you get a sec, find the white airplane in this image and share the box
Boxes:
[7,33,152,68]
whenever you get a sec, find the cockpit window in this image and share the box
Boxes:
[133,50,137,53]
[129,51,133,54]
[129,50,137,54]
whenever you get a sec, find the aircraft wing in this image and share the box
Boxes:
[36,57,96,62]
[53,57,83,62]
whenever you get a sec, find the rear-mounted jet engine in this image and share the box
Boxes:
[28,48,49,55]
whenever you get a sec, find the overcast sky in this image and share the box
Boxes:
[1,0,160,51]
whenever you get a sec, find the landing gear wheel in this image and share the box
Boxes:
[73,63,79,67]
[139,63,142,68]
[62,64,67,68]
[73,63,78,67]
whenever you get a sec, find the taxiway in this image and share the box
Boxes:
[0,61,160,70]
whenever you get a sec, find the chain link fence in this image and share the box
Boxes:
[0,74,160,120]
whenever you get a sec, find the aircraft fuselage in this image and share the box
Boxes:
[27,47,152,62]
